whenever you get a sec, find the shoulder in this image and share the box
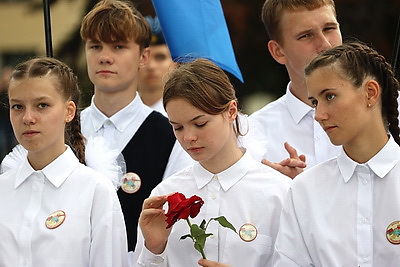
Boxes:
[151,165,195,195]
[73,163,116,191]
[246,159,292,188]
[249,95,287,119]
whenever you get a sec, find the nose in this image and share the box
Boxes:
[316,33,333,54]
[23,108,36,125]
[314,104,328,124]
[98,49,113,65]
[182,129,197,143]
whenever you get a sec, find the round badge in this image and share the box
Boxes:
[239,223,257,242]
[121,172,141,194]
[386,221,400,245]
[45,210,66,229]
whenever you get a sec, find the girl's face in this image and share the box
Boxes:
[306,66,370,147]
[166,98,237,168]
[8,77,75,159]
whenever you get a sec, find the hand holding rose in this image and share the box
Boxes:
[138,195,172,254]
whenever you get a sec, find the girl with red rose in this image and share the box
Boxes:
[133,58,292,266]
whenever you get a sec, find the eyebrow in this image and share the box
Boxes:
[169,115,205,124]
[308,88,334,100]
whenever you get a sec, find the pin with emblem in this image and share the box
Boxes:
[45,210,66,229]
[386,221,400,244]
[239,223,257,242]
[121,172,141,194]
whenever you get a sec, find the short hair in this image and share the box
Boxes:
[80,0,151,50]
[261,0,336,43]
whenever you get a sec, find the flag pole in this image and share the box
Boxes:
[43,0,53,57]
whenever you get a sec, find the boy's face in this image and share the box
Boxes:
[268,5,342,84]
[85,39,149,94]
[139,44,176,92]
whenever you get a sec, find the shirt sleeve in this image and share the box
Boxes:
[272,187,313,267]
[89,180,129,267]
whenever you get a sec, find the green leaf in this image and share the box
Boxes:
[212,216,236,232]
[190,224,205,238]
[200,219,207,230]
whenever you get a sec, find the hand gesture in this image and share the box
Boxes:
[261,142,306,179]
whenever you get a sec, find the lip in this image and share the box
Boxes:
[187,146,203,153]
[323,125,337,132]
[96,70,116,74]
[23,130,39,137]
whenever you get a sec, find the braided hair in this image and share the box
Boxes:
[305,41,400,145]
[11,57,86,164]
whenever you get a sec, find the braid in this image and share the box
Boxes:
[66,111,86,165]
[306,41,400,145]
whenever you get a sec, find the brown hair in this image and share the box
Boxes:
[10,57,86,164]
[163,58,243,136]
[80,0,151,50]
[305,41,400,145]
[261,0,336,43]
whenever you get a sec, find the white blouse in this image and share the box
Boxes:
[133,150,291,267]
[273,137,400,267]
[0,147,128,267]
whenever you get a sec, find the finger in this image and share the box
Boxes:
[284,142,300,159]
[143,195,167,210]
[279,158,306,168]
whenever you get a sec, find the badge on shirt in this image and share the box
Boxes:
[45,210,66,229]
[239,223,257,242]
[121,172,141,194]
[386,221,400,244]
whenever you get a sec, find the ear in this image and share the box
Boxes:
[268,40,287,65]
[365,79,380,107]
[226,100,238,122]
[139,47,150,69]
[65,101,76,123]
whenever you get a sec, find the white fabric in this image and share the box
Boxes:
[80,94,193,179]
[133,150,292,267]
[149,98,167,117]
[273,137,400,267]
[243,82,341,167]
[0,147,128,267]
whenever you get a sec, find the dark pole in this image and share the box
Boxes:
[43,0,53,57]
[392,15,400,79]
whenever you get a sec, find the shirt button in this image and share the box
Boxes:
[362,179,368,185]
[211,194,217,200]
[213,176,218,181]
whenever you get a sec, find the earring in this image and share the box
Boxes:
[367,103,371,108]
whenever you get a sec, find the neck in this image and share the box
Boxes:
[139,87,162,107]
[200,137,244,174]
[28,145,66,170]
[93,89,137,117]
[289,76,313,106]
[343,122,389,163]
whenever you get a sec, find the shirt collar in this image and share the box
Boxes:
[338,136,400,183]
[193,149,253,191]
[285,82,314,124]
[15,146,80,189]
[89,94,150,133]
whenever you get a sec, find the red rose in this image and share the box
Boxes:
[165,192,204,229]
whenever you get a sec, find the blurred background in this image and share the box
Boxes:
[0,0,399,158]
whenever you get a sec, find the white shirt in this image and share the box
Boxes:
[133,150,292,267]
[273,137,400,267]
[0,147,128,267]
[243,83,341,168]
[149,98,167,117]
[80,94,193,179]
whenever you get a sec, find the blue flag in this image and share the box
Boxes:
[151,0,244,82]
